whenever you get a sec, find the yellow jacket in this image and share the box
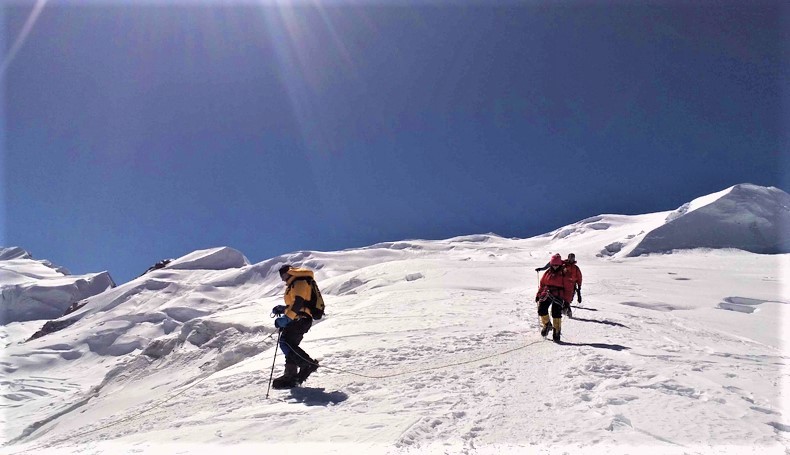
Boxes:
[283,267,315,320]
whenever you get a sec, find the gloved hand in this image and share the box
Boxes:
[576,288,582,303]
[274,316,292,329]
[534,267,542,272]
[272,305,286,316]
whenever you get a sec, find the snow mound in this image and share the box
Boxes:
[552,216,613,240]
[167,247,250,271]
[0,247,70,275]
[1,272,115,324]
[0,248,115,324]
[664,186,733,222]
[366,241,424,250]
[629,184,790,256]
[446,233,503,242]
[16,246,277,355]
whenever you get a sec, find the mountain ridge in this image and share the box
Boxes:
[0,184,787,453]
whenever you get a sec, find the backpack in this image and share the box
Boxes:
[308,279,325,320]
[291,277,325,320]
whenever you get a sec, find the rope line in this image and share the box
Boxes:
[5,331,280,453]
[281,338,544,379]
[8,331,545,453]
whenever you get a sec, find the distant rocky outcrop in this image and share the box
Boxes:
[27,318,79,341]
[138,258,175,277]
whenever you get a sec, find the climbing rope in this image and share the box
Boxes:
[7,331,545,453]
[4,331,280,453]
[281,338,545,379]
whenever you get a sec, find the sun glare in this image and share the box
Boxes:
[1,0,48,78]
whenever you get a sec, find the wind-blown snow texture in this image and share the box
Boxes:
[0,248,115,324]
[1,184,788,455]
[630,184,790,256]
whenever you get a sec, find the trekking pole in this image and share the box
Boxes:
[265,330,281,399]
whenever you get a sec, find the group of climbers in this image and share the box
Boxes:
[267,253,584,389]
[534,253,583,342]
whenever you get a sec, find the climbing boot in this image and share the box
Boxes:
[540,314,552,337]
[552,317,562,342]
[272,363,299,389]
[297,360,319,384]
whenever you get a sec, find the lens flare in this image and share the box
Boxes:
[1,0,48,78]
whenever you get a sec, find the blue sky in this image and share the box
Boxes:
[3,1,787,283]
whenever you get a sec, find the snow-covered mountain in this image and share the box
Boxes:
[1,185,788,455]
[630,184,790,256]
[543,183,789,258]
[0,248,115,325]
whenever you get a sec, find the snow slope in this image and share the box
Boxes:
[0,248,115,325]
[630,184,790,256]
[1,186,788,455]
[543,184,790,259]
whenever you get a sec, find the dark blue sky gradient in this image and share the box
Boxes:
[3,2,787,283]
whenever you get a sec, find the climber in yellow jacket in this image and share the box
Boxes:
[271,264,319,389]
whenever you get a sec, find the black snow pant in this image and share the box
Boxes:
[537,296,564,319]
[279,317,314,368]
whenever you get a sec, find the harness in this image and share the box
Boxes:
[539,268,566,303]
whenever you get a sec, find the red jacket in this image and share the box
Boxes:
[564,261,582,290]
[536,267,573,303]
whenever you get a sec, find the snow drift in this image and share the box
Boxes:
[166,246,250,271]
[628,184,790,256]
[0,248,116,324]
[543,184,790,259]
[1,185,788,454]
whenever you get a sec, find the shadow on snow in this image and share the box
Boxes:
[573,305,598,312]
[558,341,630,351]
[289,387,349,406]
[571,316,629,329]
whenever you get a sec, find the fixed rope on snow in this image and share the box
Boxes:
[7,333,543,454]
[5,331,281,453]
[280,338,545,379]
